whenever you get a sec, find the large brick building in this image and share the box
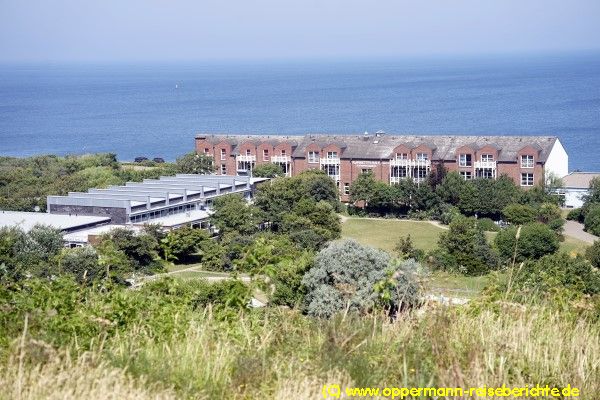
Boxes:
[195,133,569,201]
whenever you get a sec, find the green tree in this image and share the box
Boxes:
[435,216,498,275]
[584,204,600,236]
[502,204,537,225]
[459,176,519,218]
[252,163,284,178]
[437,171,466,205]
[211,194,260,236]
[349,172,378,206]
[161,227,210,262]
[175,152,215,174]
[96,228,163,276]
[494,223,559,264]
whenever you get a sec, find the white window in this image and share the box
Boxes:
[323,164,339,177]
[361,168,372,174]
[521,155,534,168]
[414,167,428,179]
[308,151,319,163]
[459,171,472,180]
[263,149,269,161]
[220,164,227,174]
[281,149,286,156]
[391,166,407,178]
[204,147,210,154]
[327,151,338,159]
[459,154,472,167]
[344,183,350,195]
[245,149,251,156]
[521,173,534,186]
[220,149,226,160]
[395,152,408,160]
[481,154,494,162]
[416,153,428,161]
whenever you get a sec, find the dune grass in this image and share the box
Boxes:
[3,304,598,399]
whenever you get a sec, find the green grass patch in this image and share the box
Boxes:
[560,235,590,256]
[341,218,445,252]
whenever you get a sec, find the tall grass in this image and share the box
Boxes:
[2,300,598,399]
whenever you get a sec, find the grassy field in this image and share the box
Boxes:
[341,217,446,252]
[340,216,590,298]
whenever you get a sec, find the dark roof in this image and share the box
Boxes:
[196,133,560,162]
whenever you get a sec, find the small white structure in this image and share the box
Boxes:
[560,172,600,208]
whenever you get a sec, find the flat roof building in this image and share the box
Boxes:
[47,174,265,226]
[0,211,110,232]
[196,133,569,201]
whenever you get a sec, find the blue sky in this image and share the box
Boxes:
[1,0,599,62]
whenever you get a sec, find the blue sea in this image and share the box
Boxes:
[1,53,599,171]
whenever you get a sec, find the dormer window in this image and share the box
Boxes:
[459,154,472,167]
[416,153,428,161]
[220,149,226,160]
[521,155,534,168]
[395,153,408,160]
[308,151,319,163]
[327,151,338,159]
[481,154,494,162]
[263,149,269,161]
[245,149,251,156]
[281,149,286,156]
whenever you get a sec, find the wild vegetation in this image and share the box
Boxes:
[1,155,600,398]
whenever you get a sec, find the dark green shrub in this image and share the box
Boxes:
[584,204,600,236]
[566,208,584,222]
[502,204,537,225]
[435,216,498,275]
[585,240,600,269]
[477,218,500,232]
[494,223,559,264]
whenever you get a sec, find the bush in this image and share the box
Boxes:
[585,241,600,269]
[477,217,500,232]
[567,208,584,222]
[503,252,600,300]
[502,204,537,225]
[584,204,600,236]
[394,235,425,260]
[435,216,498,275]
[57,246,102,284]
[302,240,420,317]
[494,223,559,264]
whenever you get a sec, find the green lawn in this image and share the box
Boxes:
[341,217,445,252]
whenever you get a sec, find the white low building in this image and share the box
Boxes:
[559,172,600,208]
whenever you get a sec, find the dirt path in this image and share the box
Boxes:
[564,220,598,244]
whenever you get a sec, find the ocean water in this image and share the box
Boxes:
[0,53,599,171]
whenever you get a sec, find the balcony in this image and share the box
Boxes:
[271,155,290,163]
[389,158,431,167]
[236,155,256,162]
[474,160,497,169]
[320,157,340,166]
